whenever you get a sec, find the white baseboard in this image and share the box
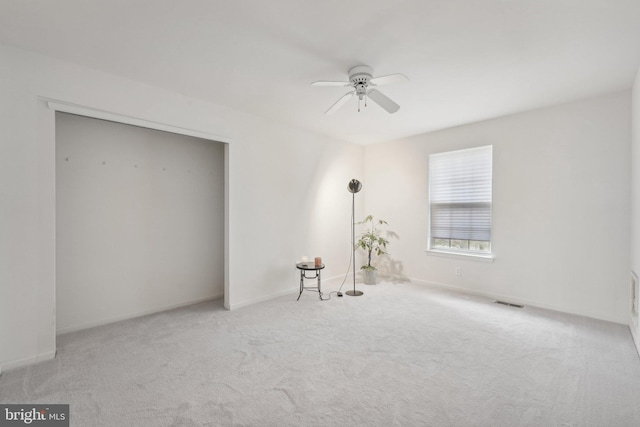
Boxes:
[228,287,299,310]
[630,316,640,357]
[1,350,56,373]
[56,293,224,335]
[410,277,626,325]
[228,273,352,310]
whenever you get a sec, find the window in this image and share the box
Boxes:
[429,145,492,255]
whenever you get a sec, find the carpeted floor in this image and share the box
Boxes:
[2,281,640,426]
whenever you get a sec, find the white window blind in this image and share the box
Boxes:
[429,145,492,252]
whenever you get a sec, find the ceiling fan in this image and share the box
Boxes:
[311,65,408,115]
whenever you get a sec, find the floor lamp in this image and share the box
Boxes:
[346,179,363,296]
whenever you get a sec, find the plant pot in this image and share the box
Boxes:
[362,269,377,285]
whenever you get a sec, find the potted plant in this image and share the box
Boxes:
[356,215,389,285]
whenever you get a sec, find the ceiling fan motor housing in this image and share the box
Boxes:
[349,65,373,99]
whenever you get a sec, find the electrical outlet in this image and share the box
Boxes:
[455,267,462,277]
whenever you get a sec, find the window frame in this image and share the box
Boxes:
[427,145,494,260]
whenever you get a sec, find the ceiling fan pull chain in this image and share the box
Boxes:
[358,97,361,112]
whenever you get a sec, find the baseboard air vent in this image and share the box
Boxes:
[494,300,524,308]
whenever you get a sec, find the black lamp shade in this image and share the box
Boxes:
[348,179,362,194]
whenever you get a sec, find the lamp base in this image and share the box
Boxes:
[345,290,364,296]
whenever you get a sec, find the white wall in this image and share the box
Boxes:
[2,34,629,372]
[364,92,631,323]
[0,43,363,371]
[630,67,640,351]
[56,113,225,333]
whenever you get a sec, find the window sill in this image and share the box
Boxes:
[425,249,495,263]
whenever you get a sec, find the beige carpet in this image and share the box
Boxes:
[2,282,640,426]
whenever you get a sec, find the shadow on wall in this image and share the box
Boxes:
[377,229,409,283]
[377,256,410,283]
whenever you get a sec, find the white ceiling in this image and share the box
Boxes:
[2,0,640,144]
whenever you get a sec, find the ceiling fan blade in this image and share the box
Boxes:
[367,89,400,114]
[311,80,350,87]
[325,92,355,114]
[370,73,409,86]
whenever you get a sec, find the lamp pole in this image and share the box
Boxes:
[346,179,363,297]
